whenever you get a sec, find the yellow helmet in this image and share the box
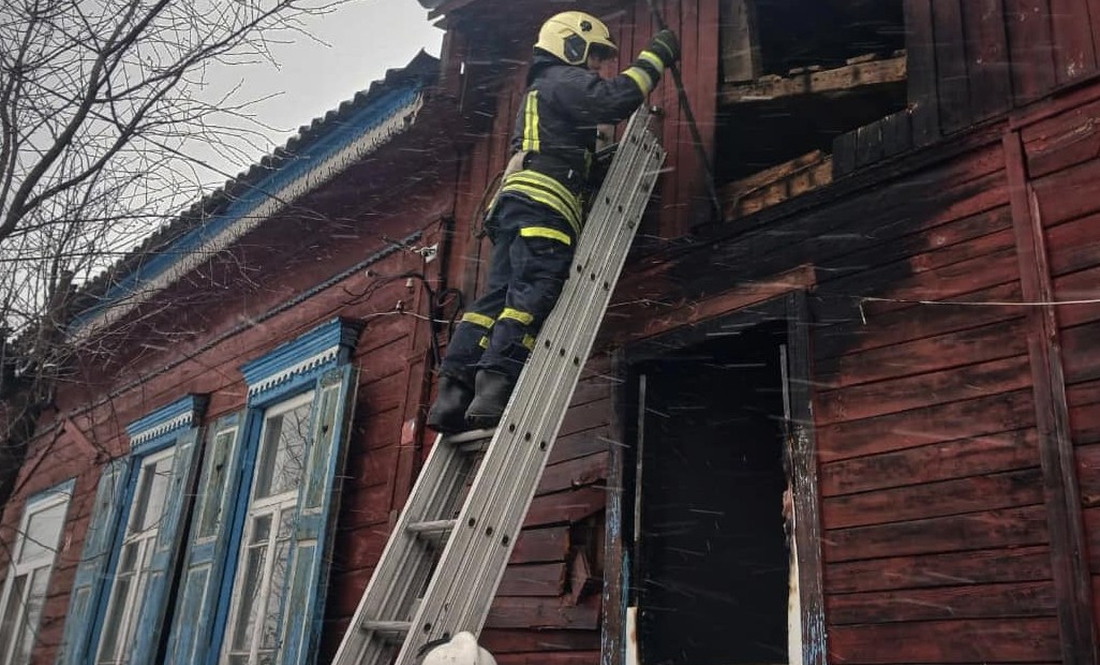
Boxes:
[535,11,618,65]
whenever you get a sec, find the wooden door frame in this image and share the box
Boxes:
[600,290,826,665]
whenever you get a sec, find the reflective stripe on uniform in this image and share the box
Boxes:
[503,170,583,221]
[519,226,572,246]
[522,90,540,152]
[638,50,665,74]
[462,312,496,329]
[623,66,655,95]
[500,170,583,233]
[499,307,535,326]
[479,335,490,349]
[499,184,582,235]
[522,334,537,351]
[503,168,585,220]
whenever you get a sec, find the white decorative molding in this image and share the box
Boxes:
[129,411,194,447]
[73,93,425,342]
[247,346,340,398]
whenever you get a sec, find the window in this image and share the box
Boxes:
[717,0,908,217]
[95,447,176,665]
[0,481,73,665]
[55,396,207,665]
[165,318,361,665]
[222,392,314,665]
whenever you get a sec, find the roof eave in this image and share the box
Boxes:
[68,52,441,341]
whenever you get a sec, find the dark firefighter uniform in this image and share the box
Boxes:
[429,11,680,432]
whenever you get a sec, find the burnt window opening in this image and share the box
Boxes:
[628,324,793,665]
[752,0,905,77]
[717,0,907,218]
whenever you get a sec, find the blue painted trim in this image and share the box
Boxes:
[126,395,208,455]
[85,456,139,665]
[241,318,359,406]
[206,407,264,665]
[250,376,318,412]
[208,320,359,664]
[70,81,422,331]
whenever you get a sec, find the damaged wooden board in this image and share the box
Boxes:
[720,54,908,104]
[721,150,834,219]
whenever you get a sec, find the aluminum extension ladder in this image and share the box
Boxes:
[333,107,667,665]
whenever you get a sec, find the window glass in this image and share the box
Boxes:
[0,485,72,665]
[0,575,27,653]
[95,447,175,665]
[223,391,313,665]
[20,502,67,562]
[231,515,271,652]
[253,400,311,499]
[14,569,50,662]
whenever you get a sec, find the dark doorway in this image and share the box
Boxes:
[633,323,790,665]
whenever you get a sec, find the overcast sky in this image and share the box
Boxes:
[212,1,443,164]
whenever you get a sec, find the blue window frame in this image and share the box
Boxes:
[166,318,360,665]
[55,395,208,665]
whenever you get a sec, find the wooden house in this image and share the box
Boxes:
[2,1,1100,664]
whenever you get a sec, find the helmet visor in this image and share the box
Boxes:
[589,42,617,61]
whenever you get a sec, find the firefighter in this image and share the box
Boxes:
[427,11,680,433]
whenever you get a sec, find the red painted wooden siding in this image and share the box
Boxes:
[904,0,1100,138]
[809,142,1066,662]
[601,94,1100,661]
[0,164,454,663]
[1019,86,1100,643]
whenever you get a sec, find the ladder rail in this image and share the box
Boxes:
[395,110,665,662]
[448,132,664,634]
[332,107,666,665]
[333,432,485,664]
[408,116,655,627]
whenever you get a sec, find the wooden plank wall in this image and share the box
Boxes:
[608,0,719,237]
[480,363,615,665]
[606,109,1083,659]
[809,141,1067,661]
[1018,87,1100,647]
[0,167,450,663]
[837,0,1099,177]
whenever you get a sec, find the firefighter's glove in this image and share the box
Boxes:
[649,29,680,67]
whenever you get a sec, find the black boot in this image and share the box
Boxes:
[426,375,474,433]
[465,370,515,429]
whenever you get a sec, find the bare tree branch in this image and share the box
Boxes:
[0,0,354,509]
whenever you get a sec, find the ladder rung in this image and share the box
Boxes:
[361,620,411,635]
[406,519,456,537]
[441,428,495,454]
